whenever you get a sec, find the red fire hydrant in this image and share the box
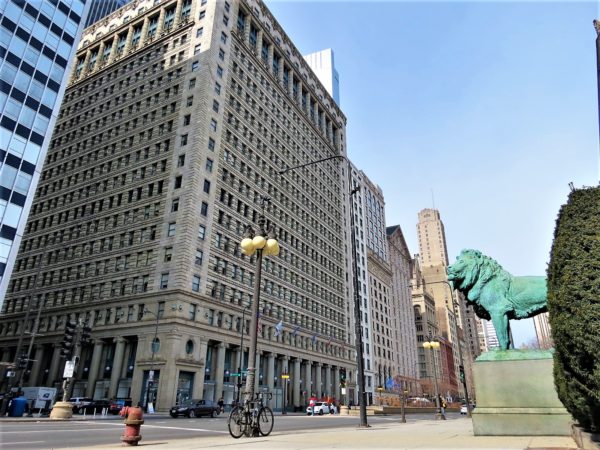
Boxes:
[120,406,144,446]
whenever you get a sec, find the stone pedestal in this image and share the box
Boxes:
[49,401,74,420]
[472,349,571,436]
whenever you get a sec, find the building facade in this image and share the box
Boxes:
[0,0,355,411]
[386,225,419,394]
[0,0,91,307]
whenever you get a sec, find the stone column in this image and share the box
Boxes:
[156,331,182,411]
[108,337,126,399]
[244,17,251,45]
[193,340,208,399]
[156,8,166,35]
[47,345,61,386]
[256,29,262,54]
[315,362,322,398]
[304,361,312,398]
[325,365,332,397]
[334,366,340,401]
[107,37,118,64]
[297,81,303,106]
[122,25,134,55]
[140,17,150,46]
[266,353,275,405]
[214,342,226,402]
[292,358,300,408]
[267,42,274,72]
[81,50,92,76]
[96,41,105,71]
[27,345,45,387]
[173,0,183,27]
[86,340,104,397]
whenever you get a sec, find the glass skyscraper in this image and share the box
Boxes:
[0,0,91,305]
[85,0,130,27]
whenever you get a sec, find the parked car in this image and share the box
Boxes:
[306,402,331,415]
[69,397,93,413]
[329,403,337,414]
[170,399,220,418]
[75,399,111,415]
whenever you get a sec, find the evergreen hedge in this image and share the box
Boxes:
[547,186,600,432]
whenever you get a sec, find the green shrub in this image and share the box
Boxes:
[547,186,600,432]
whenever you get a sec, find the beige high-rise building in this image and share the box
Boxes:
[386,225,419,393]
[533,312,553,349]
[417,208,449,267]
[0,0,354,411]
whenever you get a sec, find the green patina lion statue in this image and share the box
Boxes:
[447,249,548,350]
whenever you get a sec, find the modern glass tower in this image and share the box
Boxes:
[0,0,91,306]
[85,0,130,27]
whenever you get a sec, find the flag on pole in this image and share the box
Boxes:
[274,320,284,337]
[292,325,301,337]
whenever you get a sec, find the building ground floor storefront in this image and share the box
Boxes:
[0,322,352,412]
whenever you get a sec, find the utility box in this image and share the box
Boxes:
[20,387,58,410]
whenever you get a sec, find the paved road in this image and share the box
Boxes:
[0,412,465,449]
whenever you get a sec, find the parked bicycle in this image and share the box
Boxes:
[228,392,274,438]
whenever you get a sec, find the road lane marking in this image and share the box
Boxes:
[1,428,114,434]
[82,422,229,433]
[2,441,46,445]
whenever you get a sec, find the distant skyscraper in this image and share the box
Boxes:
[0,0,91,306]
[533,312,553,349]
[482,319,500,349]
[304,48,340,106]
[85,0,130,27]
[417,208,449,267]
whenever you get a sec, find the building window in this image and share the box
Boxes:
[158,301,165,318]
[198,225,206,240]
[189,78,196,89]
[160,273,169,289]
[183,114,191,126]
[174,175,182,189]
[199,10,205,19]
[180,134,188,145]
[224,1,230,12]
[196,27,203,37]
[212,100,220,112]
[189,305,197,321]
[206,158,213,172]
[216,66,223,77]
[218,48,225,61]
[164,247,173,262]
[200,201,208,216]
[171,198,179,212]
[221,32,228,44]
[185,339,194,353]
[208,137,215,150]
[192,275,201,292]
[194,44,201,55]
[203,179,210,193]
[168,222,176,236]
[214,82,221,95]
[191,61,199,72]
[210,119,217,131]
[177,154,186,167]
[187,96,193,106]
[195,249,203,265]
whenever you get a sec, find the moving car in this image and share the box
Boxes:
[306,402,331,415]
[170,399,220,418]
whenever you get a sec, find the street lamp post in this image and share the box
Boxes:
[143,309,160,412]
[237,304,250,404]
[280,154,369,428]
[423,336,443,420]
[239,196,280,408]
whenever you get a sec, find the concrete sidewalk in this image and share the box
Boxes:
[73,417,578,450]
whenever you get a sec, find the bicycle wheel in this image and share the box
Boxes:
[227,406,246,439]
[257,406,274,436]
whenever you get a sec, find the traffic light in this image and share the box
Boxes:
[60,320,77,359]
[80,325,92,344]
[340,368,346,387]
[459,365,465,383]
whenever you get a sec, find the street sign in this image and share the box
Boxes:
[281,374,289,379]
[63,361,75,378]
[230,373,240,377]
[341,387,346,395]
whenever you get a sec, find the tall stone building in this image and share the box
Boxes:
[0,0,354,411]
[386,225,419,393]
[0,0,91,306]
[417,208,449,267]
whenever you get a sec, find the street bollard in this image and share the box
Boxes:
[120,406,144,446]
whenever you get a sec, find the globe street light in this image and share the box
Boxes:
[423,337,444,420]
[239,196,279,406]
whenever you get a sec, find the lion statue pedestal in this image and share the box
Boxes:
[472,349,571,436]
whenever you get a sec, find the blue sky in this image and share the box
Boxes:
[266,1,599,345]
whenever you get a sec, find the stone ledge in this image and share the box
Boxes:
[572,424,600,450]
